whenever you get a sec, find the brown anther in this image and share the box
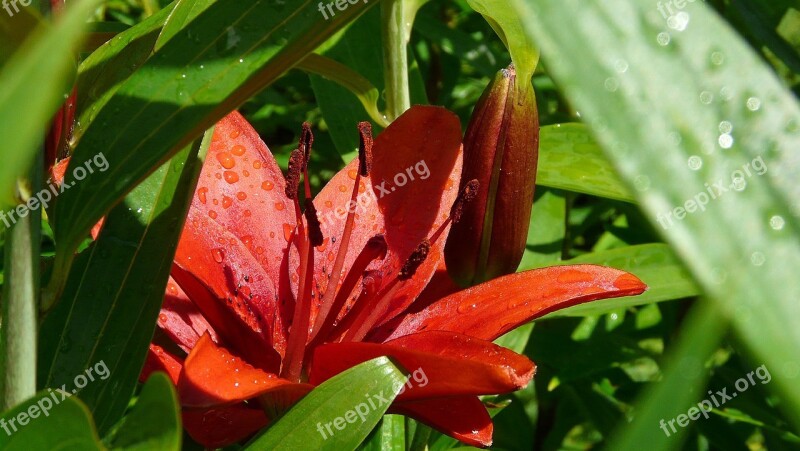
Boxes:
[299,122,314,165]
[399,239,431,280]
[285,149,303,200]
[450,179,480,224]
[304,199,324,247]
[358,122,373,176]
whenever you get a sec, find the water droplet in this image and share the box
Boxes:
[208,210,218,219]
[237,191,247,201]
[657,32,671,46]
[614,59,629,73]
[261,181,274,191]
[719,86,734,101]
[181,73,186,78]
[216,151,236,169]
[275,201,285,211]
[699,91,713,104]
[710,51,724,66]
[688,155,703,170]
[750,252,765,266]
[253,160,262,169]
[224,171,239,184]
[718,121,733,134]
[667,11,689,31]
[158,313,167,323]
[769,215,785,230]
[718,134,734,149]
[283,223,293,241]
[604,77,619,92]
[239,58,244,63]
[222,196,233,209]
[746,97,761,111]
[231,145,246,156]
[212,248,225,263]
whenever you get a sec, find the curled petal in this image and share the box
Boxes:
[390,396,493,448]
[178,334,311,408]
[375,265,647,342]
[310,331,534,401]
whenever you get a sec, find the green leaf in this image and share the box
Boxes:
[537,124,633,202]
[49,0,379,300]
[465,0,538,87]
[245,357,406,451]
[75,4,174,136]
[308,6,427,156]
[520,188,567,268]
[513,0,800,427]
[38,130,209,434]
[0,0,102,207]
[358,414,405,451]
[105,373,181,450]
[0,391,102,450]
[607,301,727,451]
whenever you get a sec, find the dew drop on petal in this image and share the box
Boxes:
[212,248,225,263]
[275,202,285,211]
[283,223,293,241]
[197,187,208,204]
[209,210,218,219]
[261,181,274,191]
[224,171,239,184]
[222,196,233,209]
[231,145,246,156]
[216,152,236,169]
[237,191,247,201]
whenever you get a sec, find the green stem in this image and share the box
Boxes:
[1,154,42,410]
[381,0,411,121]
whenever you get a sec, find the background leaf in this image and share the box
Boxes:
[513,0,800,428]
[38,130,208,434]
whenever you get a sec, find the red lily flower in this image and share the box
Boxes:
[130,106,647,448]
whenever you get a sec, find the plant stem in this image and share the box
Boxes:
[1,153,42,410]
[381,0,411,121]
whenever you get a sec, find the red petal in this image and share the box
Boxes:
[309,331,534,400]
[174,111,294,355]
[158,277,218,353]
[390,396,493,448]
[375,265,647,342]
[183,404,268,448]
[311,106,463,326]
[141,344,183,384]
[178,334,311,408]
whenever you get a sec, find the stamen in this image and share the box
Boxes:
[300,123,314,200]
[399,239,431,280]
[310,235,387,343]
[357,122,373,176]
[285,149,303,201]
[304,199,324,247]
[429,179,480,243]
[305,122,373,340]
[450,179,480,224]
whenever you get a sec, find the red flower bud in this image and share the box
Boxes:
[445,64,539,287]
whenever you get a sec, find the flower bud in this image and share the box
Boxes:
[445,64,539,287]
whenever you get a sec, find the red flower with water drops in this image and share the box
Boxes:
[138,106,647,447]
